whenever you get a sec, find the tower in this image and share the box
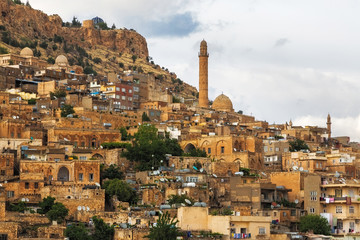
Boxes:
[327,113,331,139]
[199,40,209,108]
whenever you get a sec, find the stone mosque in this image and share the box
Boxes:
[198,40,234,112]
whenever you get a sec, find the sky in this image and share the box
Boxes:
[29,0,360,141]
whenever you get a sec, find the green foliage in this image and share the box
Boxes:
[146,212,180,240]
[46,202,68,223]
[131,55,137,63]
[101,142,131,149]
[39,41,48,49]
[50,89,66,99]
[0,46,8,54]
[97,22,110,30]
[111,23,116,30]
[47,56,55,64]
[33,48,41,57]
[25,0,31,7]
[172,96,181,103]
[53,34,63,43]
[118,62,124,68]
[142,112,150,122]
[289,139,309,152]
[61,104,75,117]
[274,135,284,140]
[84,66,97,75]
[277,199,296,208]
[1,31,10,44]
[101,164,124,181]
[12,0,23,5]
[122,124,183,170]
[299,214,331,235]
[52,44,58,51]
[10,201,28,212]
[71,16,81,27]
[27,98,36,105]
[93,57,102,64]
[184,148,207,157]
[120,127,131,141]
[102,178,138,204]
[92,216,114,240]
[38,196,55,214]
[65,223,89,240]
[167,194,193,205]
[210,208,233,216]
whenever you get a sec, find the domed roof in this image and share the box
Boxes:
[55,55,68,66]
[200,39,207,46]
[20,47,33,57]
[212,93,234,112]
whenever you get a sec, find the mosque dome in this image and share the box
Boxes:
[20,47,33,57]
[212,93,234,112]
[55,55,68,66]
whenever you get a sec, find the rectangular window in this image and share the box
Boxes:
[208,148,211,154]
[0,170,4,176]
[7,191,14,198]
[89,173,94,182]
[349,206,355,214]
[221,146,224,153]
[129,89,132,93]
[186,176,198,183]
[136,219,141,225]
[291,210,296,216]
[25,182,29,189]
[264,146,268,152]
[79,173,83,181]
[79,156,87,160]
[6,159,9,166]
[350,222,355,231]
[259,228,266,235]
[116,87,120,91]
[336,206,342,213]
[309,208,315,213]
[34,182,38,189]
[121,96,126,100]
[122,88,126,92]
[335,189,342,197]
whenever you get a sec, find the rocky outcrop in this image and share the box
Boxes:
[0,0,148,58]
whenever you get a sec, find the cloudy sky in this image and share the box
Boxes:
[29,0,360,141]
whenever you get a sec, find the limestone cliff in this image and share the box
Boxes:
[0,0,197,99]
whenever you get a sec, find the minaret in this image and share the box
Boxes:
[199,39,209,108]
[327,113,331,139]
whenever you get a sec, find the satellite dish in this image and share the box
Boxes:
[335,171,340,178]
[30,155,36,160]
[292,166,298,171]
[181,203,186,207]
[26,198,29,202]
[82,206,85,211]
[212,174,217,178]
[261,172,267,177]
[184,199,192,205]
[295,199,299,204]
[21,198,25,202]
[77,206,81,211]
[299,167,304,171]
[354,179,358,183]
[271,205,274,209]
[95,183,101,187]
[86,207,90,211]
[200,168,204,173]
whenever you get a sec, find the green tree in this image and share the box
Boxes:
[50,89,66,99]
[39,41,48,49]
[167,194,193,205]
[120,127,131,141]
[122,124,183,170]
[142,112,150,122]
[101,164,124,181]
[61,104,75,117]
[27,98,36,105]
[47,56,55,64]
[146,212,181,240]
[131,55,137,63]
[299,215,331,235]
[91,216,114,240]
[184,148,207,157]
[93,57,102,64]
[38,196,56,214]
[97,22,109,30]
[71,16,81,27]
[46,202,69,223]
[0,46,8,54]
[102,178,137,204]
[111,23,116,30]
[65,223,89,240]
[10,201,28,212]
[289,139,309,152]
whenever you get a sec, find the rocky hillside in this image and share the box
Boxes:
[0,0,197,99]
